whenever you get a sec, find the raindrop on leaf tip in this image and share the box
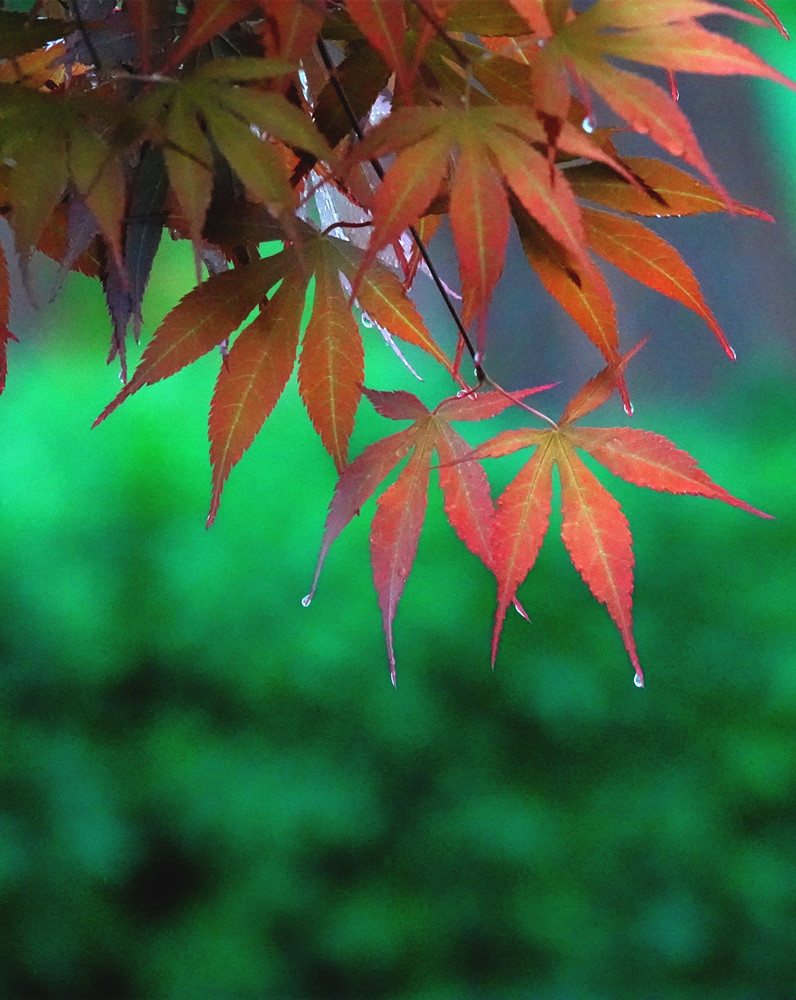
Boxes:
[301,594,312,607]
[633,674,644,688]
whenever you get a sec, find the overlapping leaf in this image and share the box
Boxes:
[348,102,632,351]
[517,0,796,199]
[130,59,330,247]
[0,86,125,270]
[95,228,454,523]
[465,355,772,683]
[305,385,551,683]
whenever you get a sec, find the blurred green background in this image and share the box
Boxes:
[2,22,796,1000]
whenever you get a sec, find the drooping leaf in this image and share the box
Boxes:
[557,437,640,681]
[568,157,772,220]
[487,433,555,667]
[371,434,434,683]
[94,255,283,426]
[306,384,552,680]
[68,125,127,271]
[298,241,365,471]
[348,103,629,346]
[524,0,796,199]
[125,144,169,339]
[208,265,307,525]
[162,89,214,247]
[511,197,631,409]
[468,358,771,682]
[582,206,735,358]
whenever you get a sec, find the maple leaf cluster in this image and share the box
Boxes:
[0,0,786,685]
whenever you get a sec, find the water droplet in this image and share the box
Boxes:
[301,594,312,607]
[727,344,737,361]
[582,116,595,134]
[633,674,644,688]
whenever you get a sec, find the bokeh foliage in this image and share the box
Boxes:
[1,215,794,998]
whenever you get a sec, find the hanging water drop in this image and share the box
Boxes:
[301,594,312,607]
[582,115,595,134]
[633,673,644,688]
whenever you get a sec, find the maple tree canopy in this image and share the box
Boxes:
[0,0,787,686]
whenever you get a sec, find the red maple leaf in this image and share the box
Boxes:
[467,350,773,684]
[304,384,552,683]
[511,0,796,199]
[94,229,454,525]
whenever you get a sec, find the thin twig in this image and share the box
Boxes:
[316,36,483,381]
[72,0,103,74]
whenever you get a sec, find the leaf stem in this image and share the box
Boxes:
[483,376,560,429]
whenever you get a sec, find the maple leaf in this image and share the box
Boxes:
[305,386,552,683]
[0,86,126,275]
[581,205,736,358]
[94,228,454,522]
[348,102,632,353]
[130,59,330,248]
[521,0,796,199]
[567,156,773,221]
[466,352,772,684]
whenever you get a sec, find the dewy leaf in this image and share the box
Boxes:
[742,0,789,37]
[556,436,641,684]
[371,434,435,684]
[471,356,771,682]
[477,430,554,667]
[582,206,735,358]
[208,266,308,526]
[530,0,796,200]
[328,235,455,374]
[349,103,630,346]
[568,157,771,220]
[306,385,553,681]
[567,426,774,518]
